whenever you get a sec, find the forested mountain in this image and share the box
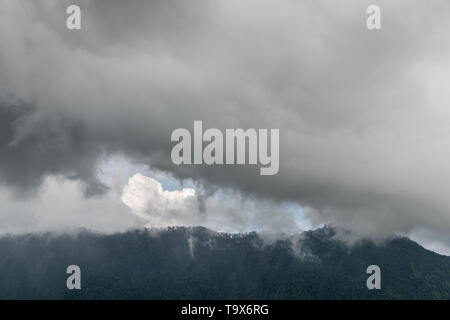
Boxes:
[0,226,448,299]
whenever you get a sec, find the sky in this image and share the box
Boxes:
[0,0,450,255]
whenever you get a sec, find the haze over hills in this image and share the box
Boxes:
[0,226,448,300]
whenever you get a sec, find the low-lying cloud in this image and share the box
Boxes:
[122,173,305,234]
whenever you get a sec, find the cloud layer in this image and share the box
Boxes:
[1,0,450,239]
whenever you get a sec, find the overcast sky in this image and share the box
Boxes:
[1,0,450,255]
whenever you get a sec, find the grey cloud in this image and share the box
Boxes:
[1,0,450,237]
[0,104,107,196]
[0,176,141,234]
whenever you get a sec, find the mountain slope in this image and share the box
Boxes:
[0,226,448,299]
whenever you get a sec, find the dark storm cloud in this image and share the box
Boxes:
[1,0,450,236]
[0,103,108,196]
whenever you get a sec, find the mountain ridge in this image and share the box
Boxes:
[0,226,448,299]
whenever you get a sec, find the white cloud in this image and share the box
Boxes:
[121,173,197,225]
[121,172,306,234]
